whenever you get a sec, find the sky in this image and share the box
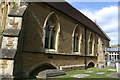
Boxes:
[66,2,118,46]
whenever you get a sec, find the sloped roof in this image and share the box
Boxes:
[106,48,118,51]
[45,2,110,40]
[106,47,120,51]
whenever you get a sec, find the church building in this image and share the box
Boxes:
[0,2,110,78]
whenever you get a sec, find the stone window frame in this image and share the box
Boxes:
[88,33,94,56]
[72,24,82,54]
[43,12,60,53]
[94,34,99,56]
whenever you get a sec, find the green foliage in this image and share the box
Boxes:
[12,2,16,6]
[11,2,17,8]
[29,67,120,80]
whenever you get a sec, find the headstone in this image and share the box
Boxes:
[71,74,90,78]
[116,61,120,73]
[108,69,116,71]
[98,64,104,69]
[97,72,105,74]
[85,71,94,73]
[36,69,66,78]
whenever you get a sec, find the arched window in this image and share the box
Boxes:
[73,30,79,52]
[45,19,56,49]
[43,12,60,51]
[94,35,98,56]
[73,25,81,53]
[89,33,93,55]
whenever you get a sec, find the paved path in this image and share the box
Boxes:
[70,69,117,78]
[71,74,90,78]
[108,73,120,78]
[108,69,116,71]
[97,72,105,74]
[85,71,94,73]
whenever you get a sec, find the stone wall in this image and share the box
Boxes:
[0,2,110,78]
[20,52,97,77]
[0,2,27,78]
[0,59,14,77]
[22,3,109,55]
[13,2,109,77]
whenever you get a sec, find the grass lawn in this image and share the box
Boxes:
[32,67,120,80]
[60,67,116,78]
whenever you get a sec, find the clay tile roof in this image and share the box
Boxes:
[45,2,110,40]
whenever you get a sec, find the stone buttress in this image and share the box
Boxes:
[0,3,28,78]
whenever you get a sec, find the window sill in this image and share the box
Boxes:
[44,49,57,53]
[89,54,93,56]
[73,52,82,55]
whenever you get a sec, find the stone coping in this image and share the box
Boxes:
[8,3,28,17]
[60,64,85,68]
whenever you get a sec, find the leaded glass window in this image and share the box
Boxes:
[73,31,79,52]
[89,42,92,55]
[45,19,56,49]
[89,34,93,55]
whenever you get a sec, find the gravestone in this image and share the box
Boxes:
[36,69,66,78]
[116,61,120,74]
[71,74,90,78]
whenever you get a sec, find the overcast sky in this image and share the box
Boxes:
[67,2,118,46]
